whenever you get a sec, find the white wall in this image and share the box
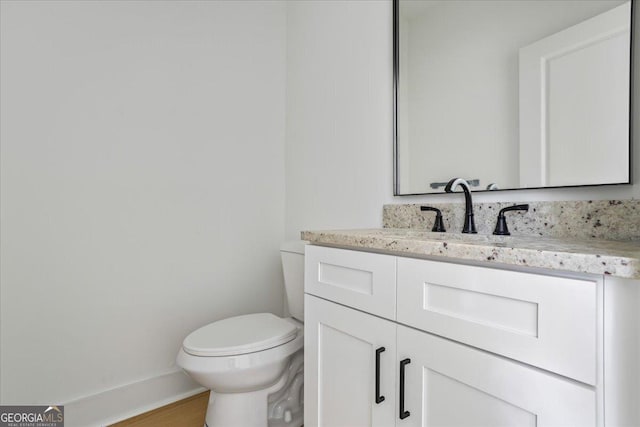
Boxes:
[0,0,286,404]
[285,0,394,239]
[285,0,640,241]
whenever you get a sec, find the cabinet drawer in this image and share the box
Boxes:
[305,245,396,320]
[397,258,600,384]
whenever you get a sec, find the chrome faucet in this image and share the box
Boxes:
[444,178,477,234]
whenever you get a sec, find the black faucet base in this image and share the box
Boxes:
[462,213,477,234]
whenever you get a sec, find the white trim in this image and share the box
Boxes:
[63,368,206,427]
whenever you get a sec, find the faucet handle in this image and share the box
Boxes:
[493,204,529,236]
[420,206,446,232]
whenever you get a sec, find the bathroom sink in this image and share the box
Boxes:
[306,228,516,246]
[356,229,510,246]
[420,232,510,246]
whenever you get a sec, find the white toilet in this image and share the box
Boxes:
[176,241,306,427]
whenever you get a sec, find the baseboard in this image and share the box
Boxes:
[63,369,206,427]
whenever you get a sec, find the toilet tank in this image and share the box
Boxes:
[280,240,308,322]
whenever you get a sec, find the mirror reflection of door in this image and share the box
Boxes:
[519,2,630,187]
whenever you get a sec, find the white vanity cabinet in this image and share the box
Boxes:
[304,244,640,427]
[304,246,398,427]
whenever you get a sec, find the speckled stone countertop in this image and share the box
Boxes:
[301,228,640,279]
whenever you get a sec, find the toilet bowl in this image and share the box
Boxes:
[177,241,307,427]
[177,314,303,427]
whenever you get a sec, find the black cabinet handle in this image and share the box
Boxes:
[375,347,385,404]
[399,358,411,419]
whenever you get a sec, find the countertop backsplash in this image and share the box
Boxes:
[383,199,640,241]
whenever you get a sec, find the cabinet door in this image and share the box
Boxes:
[397,325,597,427]
[305,295,396,427]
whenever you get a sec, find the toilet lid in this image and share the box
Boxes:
[182,313,298,357]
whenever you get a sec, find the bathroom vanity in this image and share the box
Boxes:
[302,229,640,427]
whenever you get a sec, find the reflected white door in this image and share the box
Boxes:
[519,2,630,187]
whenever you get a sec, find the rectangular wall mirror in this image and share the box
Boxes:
[394,0,633,195]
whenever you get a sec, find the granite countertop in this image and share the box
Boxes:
[301,228,640,279]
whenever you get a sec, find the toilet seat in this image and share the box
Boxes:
[177,318,303,377]
[183,313,298,357]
